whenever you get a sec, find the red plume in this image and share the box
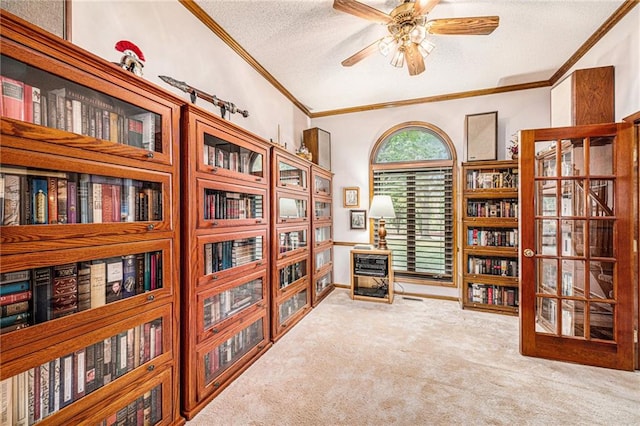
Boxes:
[115,40,145,62]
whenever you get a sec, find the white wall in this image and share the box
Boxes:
[71,0,309,151]
[312,88,550,296]
[553,6,639,121]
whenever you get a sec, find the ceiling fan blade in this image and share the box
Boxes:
[333,0,391,24]
[426,16,500,35]
[341,38,383,67]
[413,0,441,16]
[404,43,426,76]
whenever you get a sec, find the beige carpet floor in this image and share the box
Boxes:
[188,289,640,425]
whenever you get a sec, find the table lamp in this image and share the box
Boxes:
[369,195,395,250]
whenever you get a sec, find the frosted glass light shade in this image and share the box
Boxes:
[369,195,396,219]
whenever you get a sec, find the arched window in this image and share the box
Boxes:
[370,122,456,284]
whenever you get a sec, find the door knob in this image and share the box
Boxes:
[523,248,535,257]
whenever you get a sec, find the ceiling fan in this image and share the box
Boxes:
[334,0,499,76]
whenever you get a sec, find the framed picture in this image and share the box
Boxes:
[350,210,367,230]
[466,111,498,161]
[343,187,360,207]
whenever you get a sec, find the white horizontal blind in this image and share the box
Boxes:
[373,167,453,281]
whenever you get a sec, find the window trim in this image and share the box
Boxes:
[369,121,458,287]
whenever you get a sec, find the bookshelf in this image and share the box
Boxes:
[350,249,394,304]
[270,147,312,341]
[0,11,182,425]
[180,103,272,419]
[310,165,334,306]
[461,160,519,315]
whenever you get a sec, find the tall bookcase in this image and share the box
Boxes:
[180,104,272,419]
[461,160,520,315]
[270,146,312,341]
[0,11,182,425]
[310,165,334,306]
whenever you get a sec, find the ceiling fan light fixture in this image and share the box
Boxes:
[418,39,435,58]
[409,25,427,44]
[390,48,405,68]
[378,36,394,57]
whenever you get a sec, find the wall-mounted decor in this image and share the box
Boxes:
[343,187,360,208]
[466,111,498,161]
[350,210,367,230]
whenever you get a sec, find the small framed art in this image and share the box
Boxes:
[466,111,498,161]
[343,187,360,208]
[350,210,367,230]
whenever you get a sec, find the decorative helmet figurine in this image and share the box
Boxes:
[115,40,145,76]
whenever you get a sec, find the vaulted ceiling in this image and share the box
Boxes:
[184,0,634,117]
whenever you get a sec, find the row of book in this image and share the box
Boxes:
[203,318,263,383]
[279,168,306,187]
[203,189,262,221]
[203,238,262,275]
[278,230,306,253]
[203,279,263,328]
[0,75,159,151]
[466,169,519,190]
[0,251,162,334]
[466,199,518,218]
[315,272,332,294]
[278,290,307,323]
[467,256,518,277]
[0,169,162,226]
[279,260,307,289]
[467,228,518,248]
[97,385,163,426]
[315,250,331,270]
[203,143,255,175]
[467,283,519,307]
[0,319,163,425]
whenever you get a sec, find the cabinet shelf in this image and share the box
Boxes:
[0,12,182,424]
[462,160,520,315]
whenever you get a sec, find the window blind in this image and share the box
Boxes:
[373,167,454,281]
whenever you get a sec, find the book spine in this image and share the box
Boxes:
[0,280,30,296]
[51,263,78,319]
[122,255,136,298]
[1,76,25,120]
[0,290,31,307]
[32,177,48,225]
[2,174,20,226]
[67,180,77,224]
[57,178,68,224]
[105,257,123,304]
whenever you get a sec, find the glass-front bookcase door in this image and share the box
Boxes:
[519,123,634,371]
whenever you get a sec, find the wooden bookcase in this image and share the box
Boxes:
[0,11,183,425]
[461,160,519,315]
[270,146,312,341]
[350,249,394,304]
[180,103,272,419]
[310,165,334,306]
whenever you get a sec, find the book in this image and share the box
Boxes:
[31,177,48,225]
[77,262,92,312]
[57,178,68,224]
[92,182,103,223]
[32,266,52,324]
[73,348,86,400]
[0,269,30,285]
[32,85,42,125]
[23,83,34,123]
[89,259,106,308]
[0,377,12,426]
[1,76,24,120]
[122,255,136,298]
[129,112,157,151]
[0,312,30,328]
[51,263,78,319]
[47,177,58,224]
[39,361,50,418]
[12,371,28,425]
[2,174,20,226]
[84,343,96,394]
[67,179,78,224]
[127,118,144,148]
[0,290,31,307]
[78,173,91,224]
[105,257,123,304]
[59,354,73,408]
[0,300,29,317]
[0,280,30,296]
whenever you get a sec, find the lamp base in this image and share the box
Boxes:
[377,218,388,250]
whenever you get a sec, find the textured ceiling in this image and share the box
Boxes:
[192,0,627,114]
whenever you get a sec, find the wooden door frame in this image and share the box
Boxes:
[623,110,640,370]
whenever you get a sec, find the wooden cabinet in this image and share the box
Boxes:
[310,165,334,306]
[350,249,394,304]
[461,160,520,315]
[551,66,614,127]
[302,127,331,170]
[180,103,272,419]
[0,11,182,425]
[270,147,312,341]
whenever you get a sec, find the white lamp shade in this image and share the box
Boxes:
[369,195,396,219]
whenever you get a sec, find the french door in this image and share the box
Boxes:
[519,122,634,371]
